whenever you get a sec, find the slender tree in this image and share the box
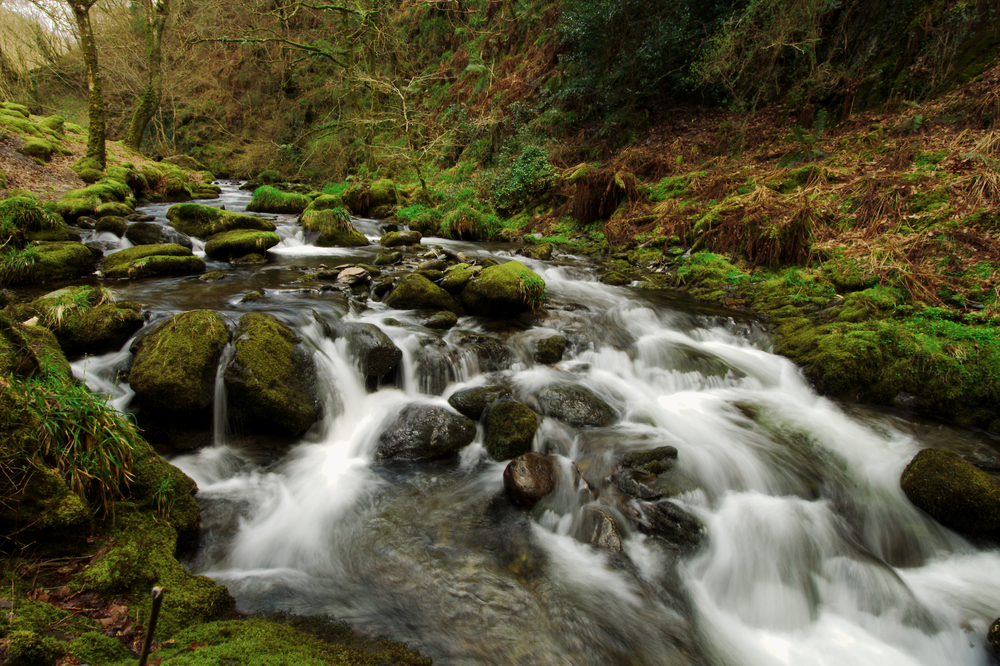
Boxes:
[67,0,105,168]
[125,0,170,153]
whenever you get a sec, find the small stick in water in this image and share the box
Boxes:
[137,586,165,666]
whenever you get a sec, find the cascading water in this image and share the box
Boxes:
[95,183,998,665]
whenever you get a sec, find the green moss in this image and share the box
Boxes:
[369,178,398,207]
[99,244,205,279]
[395,204,443,235]
[768,165,825,194]
[18,139,54,161]
[30,242,97,283]
[167,202,276,238]
[306,193,344,211]
[39,115,65,134]
[69,631,131,664]
[383,273,462,313]
[205,229,281,260]
[901,448,1000,537]
[441,204,502,240]
[246,185,309,214]
[3,630,64,666]
[0,102,30,117]
[440,263,477,294]
[484,401,538,460]
[300,208,368,247]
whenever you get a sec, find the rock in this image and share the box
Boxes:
[125,221,194,250]
[601,271,629,286]
[372,276,395,299]
[99,244,206,279]
[374,404,476,460]
[484,400,538,461]
[989,619,1000,659]
[613,471,663,501]
[75,216,96,229]
[374,251,402,266]
[639,500,704,551]
[383,273,462,313]
[440,263,478,294]
[369,179,398,208]
[423,311,458,330]
[337,266,370,285]
[534,334,567,364]
[413,339,458,395]
[300,208,368,247]
[204,229,281,261]
[330,322,401,378]
[223,313,321,437]
[129,310,230,419]
[162,154,208,170]
[622,445,678,475]
[200,271,227,282]
[96,201,135,218]
[579,505,623,552]
[417,258,448,272]
[232,253,267,265]
[900,448,1000,538]
[454,329,512,371]
[31,287,144,356]
[166,203,275,238]
[29,242,99,283]
[537,384,617,427]
[448,386,512,422]
[369,204,395,219]
[381,230,422,247]
[460,261,545,315]
[522,243,553,260]
[94,216,126,237]
[503,452,557,505]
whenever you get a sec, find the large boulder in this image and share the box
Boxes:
[99,244,205,279]
[503,452,557,506]
[246,185,310,214]
[31,286,144,356]
[374,404,476,460]
[383,273,462,313]
[204,229,281,261]
[447,384,512,421]
[453,330,513,372]
[460,261,545,316]
[484,400,538,461]
[537,383,617,427]
[300,208,368,247]
[440,263,478,294]
[900,448,1000,538]
[30,241,99,282]
[124,221,194,249]
[166,203,275,238]
[381,230,421,247]
[329,321,402,379]
[223,313,320,437]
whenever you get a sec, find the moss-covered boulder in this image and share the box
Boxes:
[130,310,230,421]
[375,403,476,460]
[535,334,567,364]
[96,201,134,218]
[423,310,458,330]
[447,384,512,420]
[31,286,145,356]
[124,221,194,249]
[223,313,320,437]
[460,261,545,315]
[300,207,368,247]
[30,241,98,282]
[900,448,1000,538]
[205,229,281,261]
[383,273,462,313]
[99,244,205,279]
[381,230,422,247]
[484,400,538,461]
[166,202,276,238]
[246,185,309,214]
[374,251,402,266]
[18,138,55,161]
[369,179,399,208]
[94,215,126,236]
[537,384,617,427]
[24,223,80,243]
[440,263,479,294]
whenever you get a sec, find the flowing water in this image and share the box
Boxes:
[70,184,1000,666]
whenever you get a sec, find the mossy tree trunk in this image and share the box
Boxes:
[69,0,105,168]
[125,0,170,154]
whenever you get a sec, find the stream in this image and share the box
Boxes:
[69,183,1000,666]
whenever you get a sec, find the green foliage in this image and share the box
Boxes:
[0,246,39,285]
[257,169,281,183]
[395,204,443,234]
[489,146,555,213]
[247,185,310,214]
[441,204,502,240]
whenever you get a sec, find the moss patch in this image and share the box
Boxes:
[205,229,281,260]
[166,203,276,238]
[460,260,546,315]
[300,208,368,247]
[99,244,205,279]
[246,185,310,214]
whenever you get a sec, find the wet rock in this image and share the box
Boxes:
[232,253,267,265]
[537,383,617,427]
[415,269,444,282]
[30,242,99,283]
[224,313,321,437]
[440,263,478,294]
[622,445,678,475]
[447,385,512,421]
[453,330,512,371]
[579,505,623,552]
[240,290,265,303]
[383,273,462,313]
[75,216,96,229]
[374,251,402,266]
[337,266,370,285]
[31,286,144,357]
[95,215,126,237]
[130,310,230,421]
[893,391,919,409]
[601,271,628,286]
[371,275,395,299]
[166,202,276,238]
[413,339,458,395]
[503,452,557,505]
[204,229,281,261]
[99,243,205,279]
[417,258,448,272]
[369,204,395,219]
[534,334,567,364]
[330,321,401,378]
[613,471,663,501]
[423,311,458,330]
[381,230,422,247]
[484,400,538,461]
[522,243,553,260]
[901,448,1000,538]
[125,221,194,250]
[460,260,545,315]
[375,404,476,460]
[639,500,703,551]
[200,271,227,282]
[989,619,1000,659]
[300,208,368,247]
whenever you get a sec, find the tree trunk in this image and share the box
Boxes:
[69,0,105,168]
[125,0,170,153]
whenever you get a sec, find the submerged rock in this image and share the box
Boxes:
[537,383,617,427]
[901,448,1000,538]
[503,452,557,506]
[423,311,458,330]
[622,445,679,475]
[484,400,538,461]
[383,273,462,313]
[447,384,512,420]
[99,244,205,279]
[224,313,321,437]
[375,404,476,460]
[453,330,512,371]
[330,321,401,379]
[989,619,1000,659]
[460,261,545,315]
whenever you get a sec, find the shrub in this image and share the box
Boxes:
[490,146,555,214]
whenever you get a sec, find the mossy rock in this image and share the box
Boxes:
[1,101,30,117]
[166,203,275,238]
[537,384,617,427]
[447,384,513,421]
[96,201,134,218]
[162,154,208,171]
[440,263,478,294]
[39,115,64,134]
[25,223,80,243]
[381,230,422,247]
[130,310,230,417]
[95,215,127,237]
[124,221,194,249]
[300,208,368,247]
[99,244,205,279]
[460,261,545,315]
[223,313,320,437]
[374,251,402,266]
[32,286,145,356]
[0,461,93,551]
[246,185,309,214]
[900,448,1000,538]
[18,138,55,161]
[535,334,567,364]
[484,400,538,461]
[304,193,344,211]
[2,630,64,666]
[30,242,98,283]
[70,156,103,183]
[205,229,281,261]
[69,631,130,664]
[383,273,462,313]
[369,179,399,208]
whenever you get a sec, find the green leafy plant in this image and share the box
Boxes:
[489,146,555,213]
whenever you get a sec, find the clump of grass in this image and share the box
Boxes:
[441,204,502,240]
